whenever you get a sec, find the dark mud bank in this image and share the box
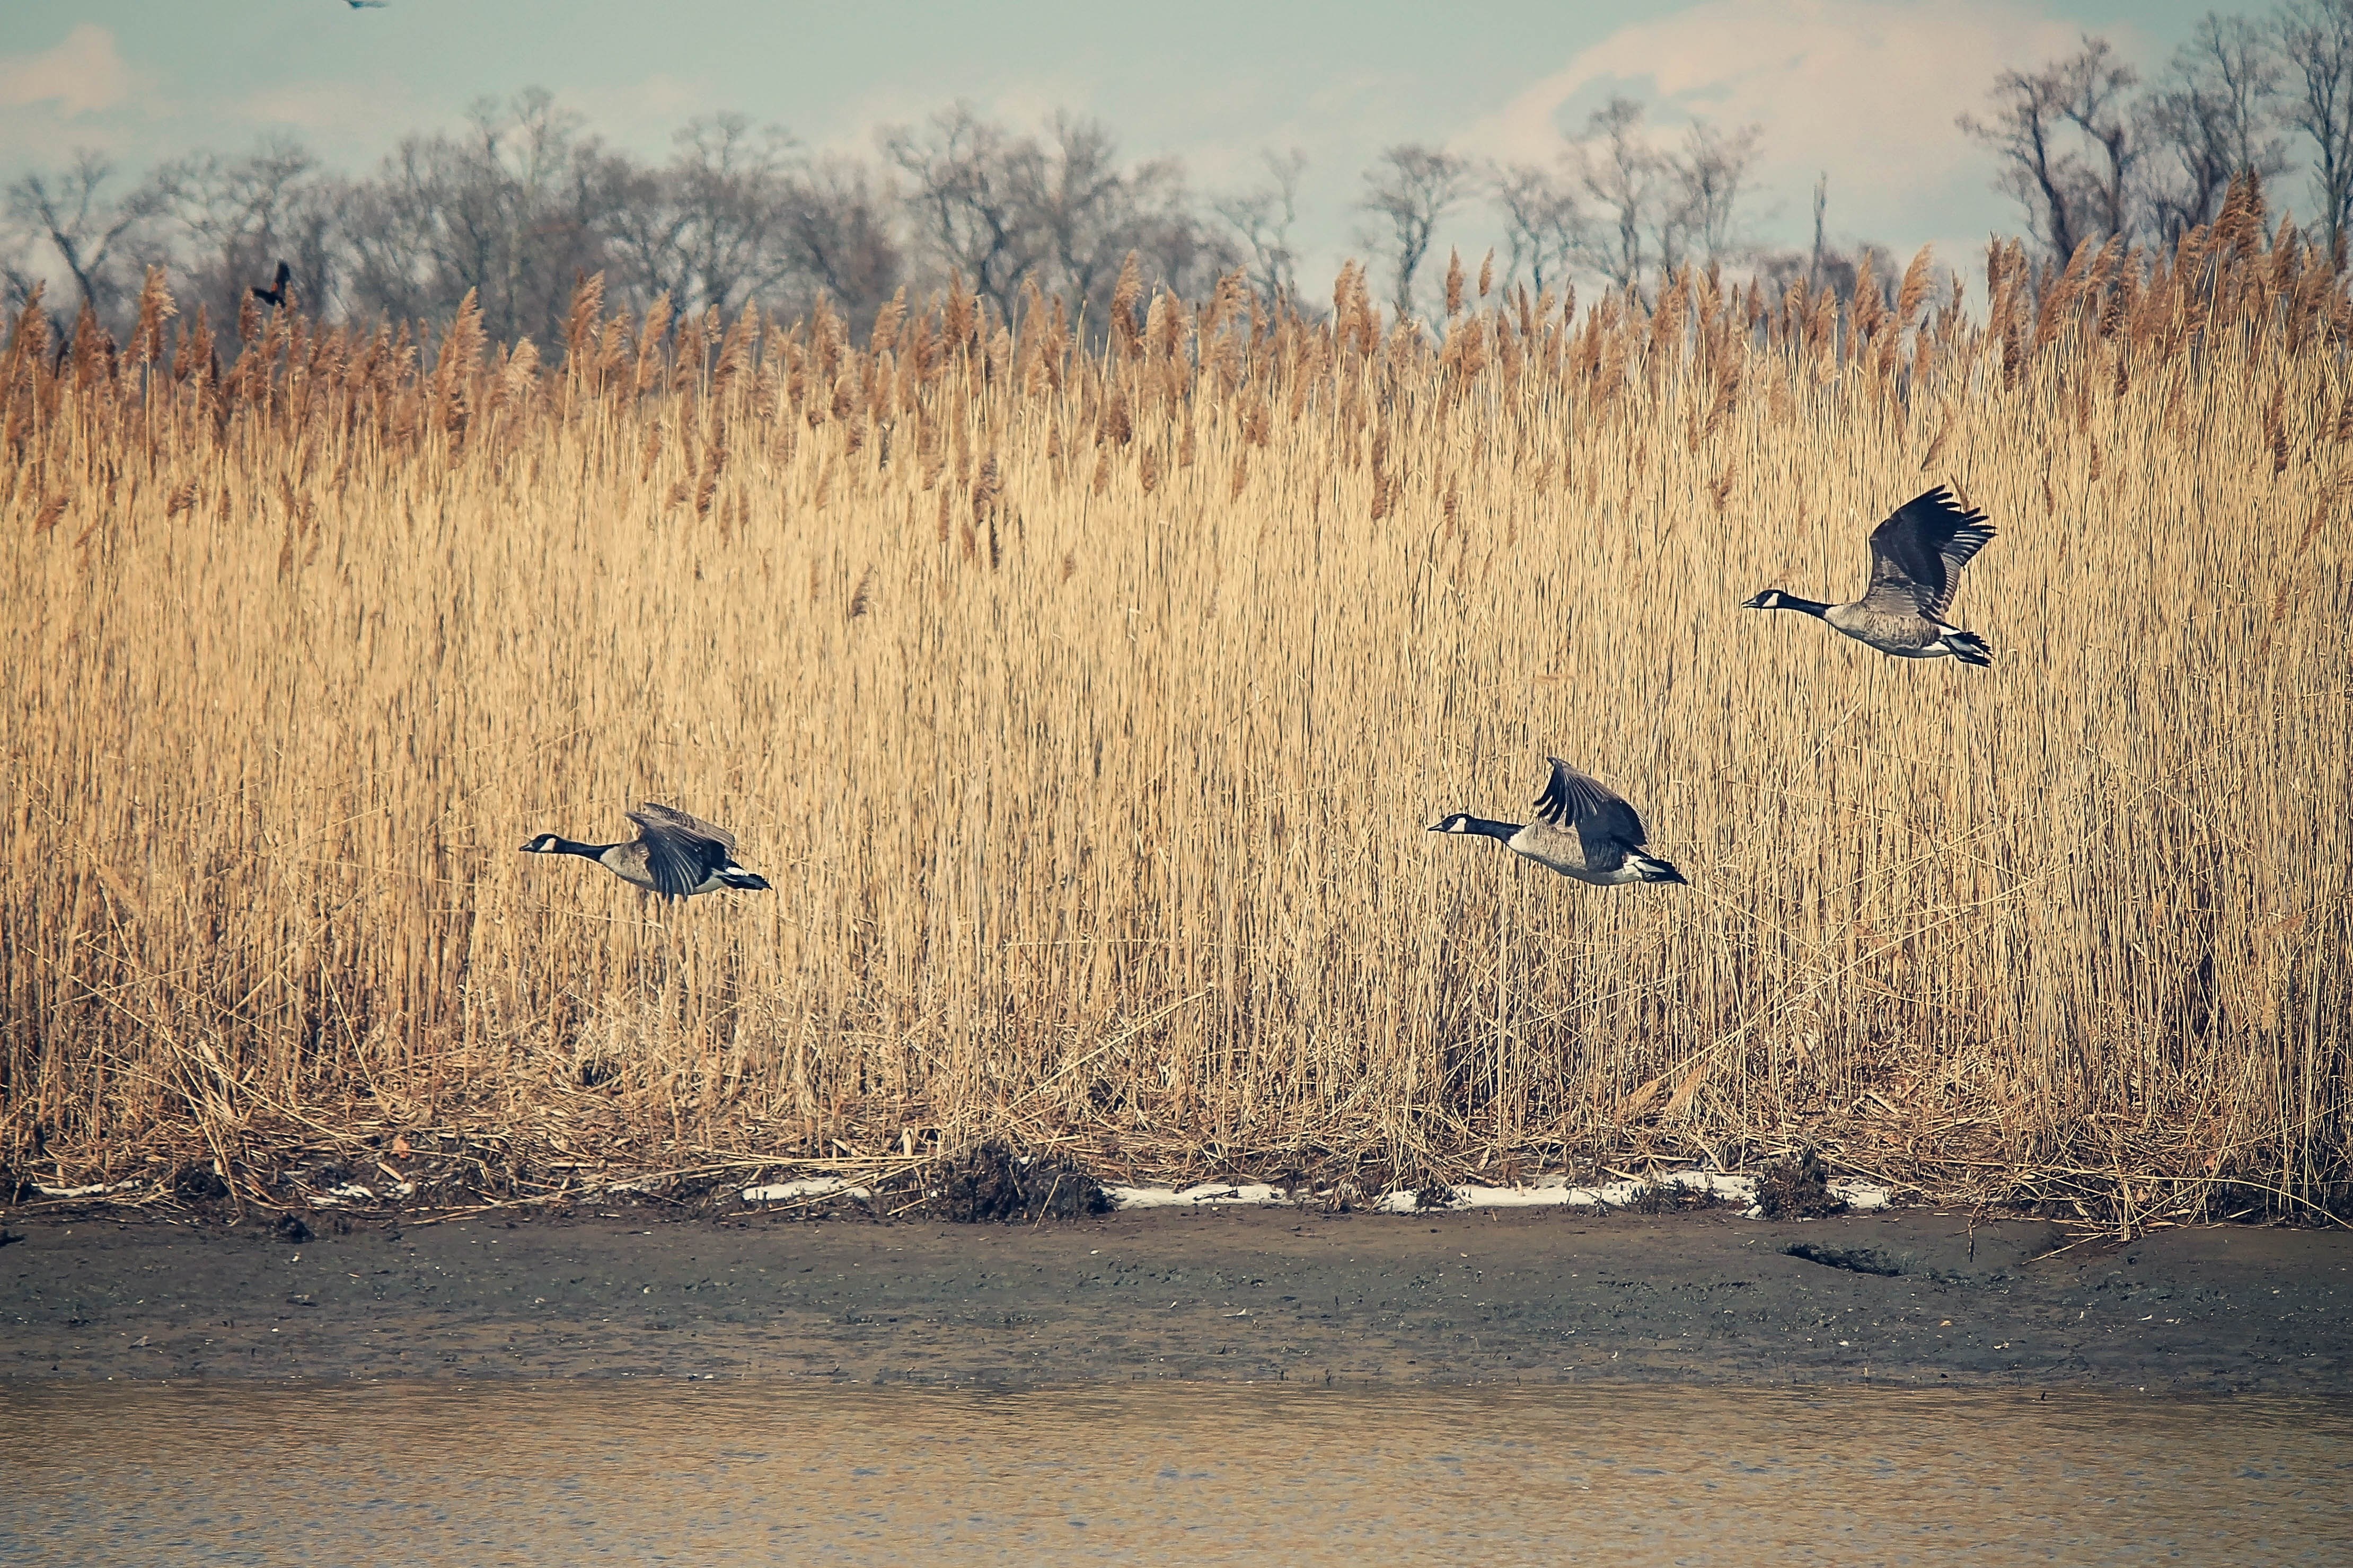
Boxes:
[4,1207,2348,1392]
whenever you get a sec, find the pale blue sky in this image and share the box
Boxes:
[0,1,2268,291]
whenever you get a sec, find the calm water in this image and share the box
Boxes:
[3,1381,2347,1566]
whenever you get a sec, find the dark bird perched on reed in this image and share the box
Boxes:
[1430,757,1687,887]
[521,803,771,900]
[251,261,291,308]
[1742,485,1996,665]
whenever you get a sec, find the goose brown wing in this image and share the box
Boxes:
[629,802,737,852]
[1532,756,1646,871]
[627,802,736,900]
[1862,486,1996,620]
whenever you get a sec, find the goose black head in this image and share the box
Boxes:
[1428,813,1474,834]
[1741,589,1785,610]
[520,834,562,854]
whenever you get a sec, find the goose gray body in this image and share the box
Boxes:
[1744,486,1996,665]
[521,802,771,900]
[1430,757,1687,888]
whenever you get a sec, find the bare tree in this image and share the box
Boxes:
[1662,119,1763,267]
[778,155,903,322]
[0,234,38,315]
[889,104,1224,332]
[5,150,164,322]
[150,137,341,328]
[606,115,795,316]
[1358,143,1473,320]
[1215,148,1308,308]
[1027,113,1136,312]
[1810,172,1829,286]
[1032,114,1225,317]
[1960,36,2144,260]
[1493,160,1582,295]
[2145,13,2287,239]
[1751,175,1898,306]
[1572,98,1664,287]
[2280,0,2353,247]
[342,88,628,344]
[1490,101,1755,295]
[887,105,1034,316]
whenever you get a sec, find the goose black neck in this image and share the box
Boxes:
[1456,815,1522,841]
[547,836,614,858]
[1770,593,1831,617]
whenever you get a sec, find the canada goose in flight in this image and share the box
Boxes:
[1430,757,1687,887]
[521,803,771,900]
[1742,486,1995,665]
[251,261,291,308]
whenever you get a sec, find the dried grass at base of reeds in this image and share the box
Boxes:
[929,1140,1111,1224]
[4,200,2351,1229]
[1606,1172,1737,1216]
[1753,1150,1847,1220]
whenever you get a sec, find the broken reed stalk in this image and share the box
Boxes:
[3,207,2350,1226]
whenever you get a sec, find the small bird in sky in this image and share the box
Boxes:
[251,261,290,309]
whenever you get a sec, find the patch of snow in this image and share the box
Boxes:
[1100,1168,1875,1217]
[309,1180,412,1207]
[1831,1181,1894,1210]
[741,1177,872,1204]
[1376,1170,1765,1214]
[726,1167,1898,1215]
[1103,1182,1291,1210]
[28,1180,143,1199]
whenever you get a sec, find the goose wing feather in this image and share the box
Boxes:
[629,801,737,852]
[626,802,737,899]
[1531,757,1646,872]
[1861,486,1996,620]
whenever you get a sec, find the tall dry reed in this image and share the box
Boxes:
[5,180,2349,1222]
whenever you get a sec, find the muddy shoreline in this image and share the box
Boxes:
[4,1206,2348,1391]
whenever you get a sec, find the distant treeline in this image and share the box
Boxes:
[6,1,2353,346]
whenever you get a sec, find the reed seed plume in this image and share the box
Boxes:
[1894,246,1932,335]
[1111,252,1144,360]
[4,218,2349,1226]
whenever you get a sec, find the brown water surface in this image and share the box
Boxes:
[3,1382,2346,1565]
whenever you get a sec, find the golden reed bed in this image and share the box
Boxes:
[5,190,2348,1226]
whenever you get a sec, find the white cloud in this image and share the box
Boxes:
[1455,0,2090,251]
[0,23,133,116]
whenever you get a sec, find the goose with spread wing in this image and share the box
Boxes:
[521,803,770,900]
[1430,757,1687,887]
[1742,486,1996,665]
